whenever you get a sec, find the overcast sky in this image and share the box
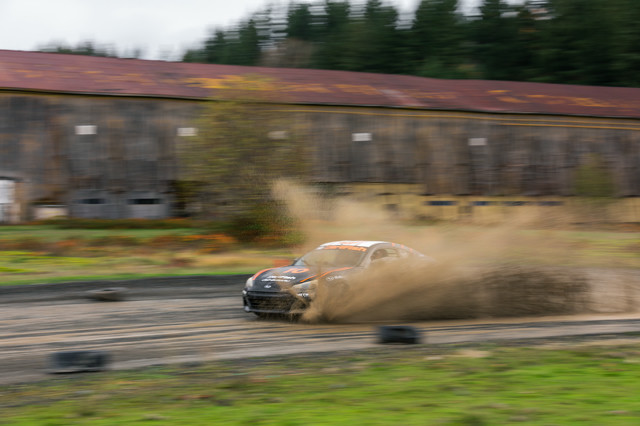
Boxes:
[0,0,490,61]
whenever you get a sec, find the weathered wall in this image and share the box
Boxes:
[317,184,640,223]
[0,93,198,220]
[1,93,639,221]
[293,107,640,198]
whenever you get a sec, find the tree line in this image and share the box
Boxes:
[182,0,640,88]
[38,0,640,88]
[38,41,145,59]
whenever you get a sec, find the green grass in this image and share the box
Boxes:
[0,225,202,240]
[0,271,257,286]
[0,225,289,285]
[3,342,640,424]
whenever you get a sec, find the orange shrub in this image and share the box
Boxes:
[48,239,81,255]
[149,234,187,249]
[87,235,141,247]
[187,234,237,253]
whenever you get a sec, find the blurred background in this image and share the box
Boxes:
[0,0,638,226]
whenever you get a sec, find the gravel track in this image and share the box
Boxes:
[2,274,640,386]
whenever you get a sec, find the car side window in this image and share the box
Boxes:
[371,248,399,261]
[370,249,387,261]
[385,248,399,258]
[397,248,412,258]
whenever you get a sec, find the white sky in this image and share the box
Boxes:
[0,0,488,61]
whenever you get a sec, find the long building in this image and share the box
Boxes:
[0,49,639,222]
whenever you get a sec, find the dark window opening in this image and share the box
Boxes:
[426,200,457,206]
[128,198,161,205]
[538,201,563,206]
[80,198,105,204]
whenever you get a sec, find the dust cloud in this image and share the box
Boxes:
[272,180,634,323]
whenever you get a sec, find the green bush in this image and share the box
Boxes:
[223,202,302,246]
[574,153,616,198]
[87,235,142,247]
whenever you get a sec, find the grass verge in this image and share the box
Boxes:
[0,224,637,286]
[0,225,294,286]
[3,341,640,424]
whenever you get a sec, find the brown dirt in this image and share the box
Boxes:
[272,181,640,323]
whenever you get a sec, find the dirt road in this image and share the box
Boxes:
[2,275,640,385]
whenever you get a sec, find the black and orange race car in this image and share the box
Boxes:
[242,240,429,317]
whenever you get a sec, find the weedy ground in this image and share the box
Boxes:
[1,222,639,424]
[0,225,289,285]
[0,223,638,286]
[3,341,640,425]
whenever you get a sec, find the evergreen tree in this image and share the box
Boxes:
[205,30,231,64]
[234,19,261,66]
[312,0,351,69]
[340,0,403,73]
[536,0,615,85]
[508,2,544,82]
[472,0,521,80]
[286,3,315,41]
[177,0,640,89]
[39,41,118,57]
[410,0,468,78]
[597,0,640,87]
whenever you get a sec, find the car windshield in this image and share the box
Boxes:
[294,248,365,268]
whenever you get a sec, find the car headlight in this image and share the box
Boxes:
[293,280,317,299]
[245,276,255,290]
[292,280,318,299]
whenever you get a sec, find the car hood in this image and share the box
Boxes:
[251,266,354,291]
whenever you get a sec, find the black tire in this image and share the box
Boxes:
[87,287,128,302]
[48,350,111,373]
[377,325,421,344]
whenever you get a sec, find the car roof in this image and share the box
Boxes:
[313,240,427,260]
[318,241,388,248]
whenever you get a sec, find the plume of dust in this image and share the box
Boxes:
[272,180,589,323]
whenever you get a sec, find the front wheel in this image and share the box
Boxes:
[330,280,348,296]
[323,279,349,305]
[254,312,300,322]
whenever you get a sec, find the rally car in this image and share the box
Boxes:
[242,240,428,317]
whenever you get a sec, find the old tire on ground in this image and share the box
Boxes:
[377,325,421,344]
[87,287,128,302]
[48,350,111,373]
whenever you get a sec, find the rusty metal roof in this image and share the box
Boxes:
[2,49,640,119]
